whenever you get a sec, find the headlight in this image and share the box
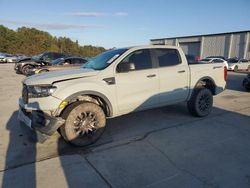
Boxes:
[27,85,57,98]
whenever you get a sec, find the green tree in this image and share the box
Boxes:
[0,25,106,57]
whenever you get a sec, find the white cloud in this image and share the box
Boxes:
[68,12,106,17]
[68,11,128,17]
[114,12,128,16]
[0,19,102,30]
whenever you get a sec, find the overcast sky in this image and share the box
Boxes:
[0,0,249,48]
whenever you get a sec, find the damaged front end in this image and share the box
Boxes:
[18,106,65,143]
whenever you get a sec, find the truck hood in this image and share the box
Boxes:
[24,68,98,85]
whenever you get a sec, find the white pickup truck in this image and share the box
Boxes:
[18,45,227,146]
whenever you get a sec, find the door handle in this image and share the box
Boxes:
[178,70,186,73]
[213,66,222,69]
[147,74,156,78]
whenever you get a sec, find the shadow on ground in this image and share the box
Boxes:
[1,103,250,187]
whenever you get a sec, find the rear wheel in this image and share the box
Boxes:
[187,88,213,117]
[60,102,106,146]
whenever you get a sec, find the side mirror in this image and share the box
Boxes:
[117,62,135,73]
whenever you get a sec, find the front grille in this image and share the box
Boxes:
[22,84,28,104]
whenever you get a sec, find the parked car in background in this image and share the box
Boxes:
[0,55,7,63]
[227,58,250,72]
[199,58,228,69]
[16,54,30,61]
[28,57,88,75]
[242,73,250,91]
[5,54,18,63]
[206,56,226,60]
[14,52,68,75]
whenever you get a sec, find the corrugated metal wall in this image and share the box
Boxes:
[179,42,200,57]
[165,39,175,45]
[202,35,231,58]
[230,33,246,58]
[151,31,250,59]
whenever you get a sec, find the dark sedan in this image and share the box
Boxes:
[14,52,67,75]
[27,57,88,76]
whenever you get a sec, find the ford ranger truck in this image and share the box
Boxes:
[18,45,227,146]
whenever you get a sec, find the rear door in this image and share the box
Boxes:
[115,49,159,113]
[152,48,189,104]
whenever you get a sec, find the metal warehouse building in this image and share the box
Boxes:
[150,30,250,59]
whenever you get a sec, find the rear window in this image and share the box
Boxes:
[227,59,238,63]
[200,58,211,61]
[153,49,181,67]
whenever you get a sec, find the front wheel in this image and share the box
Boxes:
[234,66,238,72]
[21,64,34,75]
[187,88,213,117]
[60,102,106,146]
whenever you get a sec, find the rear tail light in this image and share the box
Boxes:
[224,66,227,81]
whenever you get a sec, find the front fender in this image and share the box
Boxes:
[53,79,117,117]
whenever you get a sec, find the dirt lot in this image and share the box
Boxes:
[0,64,250,188]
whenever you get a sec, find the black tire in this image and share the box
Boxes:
[60,102,106,146]
[234,66,238,72]
[187,88,213,117]
[21,64,34,75]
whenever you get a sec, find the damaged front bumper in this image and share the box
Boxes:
[18,106,65,143]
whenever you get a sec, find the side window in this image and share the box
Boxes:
[154,49,181,67]
[64,59,72,64]
[47,53,55,60]
[80,59,88,64]
[118,49,152,71]
[213,59,224,63]
[54,53,63,59]
[71,58,80,64]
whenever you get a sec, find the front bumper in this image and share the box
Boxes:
[18,104,65,143]
[0,59,7,63]
[15,63,22,73]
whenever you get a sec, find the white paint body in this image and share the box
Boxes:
[20,45,226,118]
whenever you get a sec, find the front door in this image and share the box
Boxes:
[115,49,159,114]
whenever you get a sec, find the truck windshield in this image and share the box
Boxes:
[82,48,128,70]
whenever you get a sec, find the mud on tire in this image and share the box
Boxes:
[60,102,106,146]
